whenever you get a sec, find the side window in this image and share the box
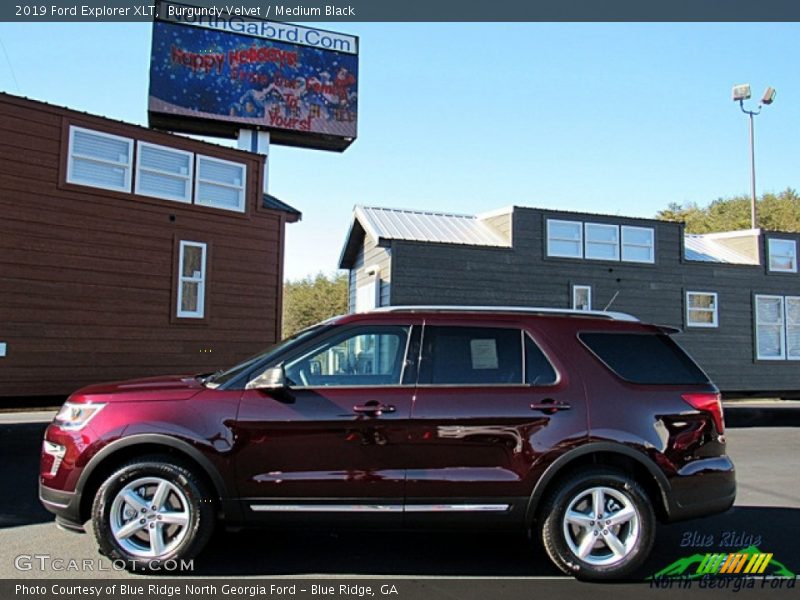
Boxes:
[420,327,523,385]
[525,335,558,385]
[284,326,409,387]
[176,241,207,319]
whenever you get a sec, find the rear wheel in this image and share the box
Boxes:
[539,468,655,580]
[91,456,214,571]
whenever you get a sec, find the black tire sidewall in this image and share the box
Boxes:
[540,469,655,580]
[91,458,213,571]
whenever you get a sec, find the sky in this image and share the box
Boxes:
[1,22,798,280]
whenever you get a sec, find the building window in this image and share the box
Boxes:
[754,294,800,360]
[686,291,718,328]
[572,285,592,311]
[66,126,133,192]
[195,156,246,213]
[768,239,797,273]
[135,142,193,203]
[547,219,583,258]
[355,273,379,312]
[621,226,655,263]
[585,223,620,261]
[177,241,207,319]
[788,297,800,360]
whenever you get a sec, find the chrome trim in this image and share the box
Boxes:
[404,504,510,512]
[249,503,510,513]
[371,305,639,322]
[250,504,403,513]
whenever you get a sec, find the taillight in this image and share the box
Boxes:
[682,392,724,434]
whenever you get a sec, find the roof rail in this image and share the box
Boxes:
[368,305,639,322]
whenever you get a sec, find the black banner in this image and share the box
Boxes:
[3,0,800,22]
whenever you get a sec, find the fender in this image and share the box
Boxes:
[524,441,672,523]
[76,433,232,502]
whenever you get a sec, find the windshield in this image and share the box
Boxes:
[204,324,329,388]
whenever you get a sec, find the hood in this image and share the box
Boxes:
[68,374,204,404]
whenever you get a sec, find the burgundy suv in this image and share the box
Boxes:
[40,307,735,579]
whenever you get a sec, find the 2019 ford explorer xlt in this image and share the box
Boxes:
[39,306,735,580]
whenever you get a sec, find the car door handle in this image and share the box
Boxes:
[530,399,571,414]
[353,403,396,416]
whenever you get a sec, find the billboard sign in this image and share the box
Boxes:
[148,1,359,151]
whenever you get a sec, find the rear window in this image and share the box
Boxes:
[579,332,709,385]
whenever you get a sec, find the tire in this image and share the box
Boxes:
[91,455,215,571]
[539,467,655,580]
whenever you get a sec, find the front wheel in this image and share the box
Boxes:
[539,468,655,580]
[91,456,214,571]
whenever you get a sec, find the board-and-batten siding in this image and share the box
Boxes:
[381,207,800,396]
[348,234,392,312]
[0,94,286,398]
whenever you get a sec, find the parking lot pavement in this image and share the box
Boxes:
[0,423,797,581]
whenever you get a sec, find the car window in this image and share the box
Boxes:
[579,332,710,385]
[419,326,523,385]
[525,335,558,385]
[284,325,410,387]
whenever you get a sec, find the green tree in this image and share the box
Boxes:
[657,188,800,233]
[282,272,348,338]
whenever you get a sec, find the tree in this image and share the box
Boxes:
[657,188,800,233]
[282,272,348,338]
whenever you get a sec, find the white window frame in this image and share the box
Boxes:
[546,219,583,258]
[66,126,133,192]
[621,225,655,264]
[755,294,786,360]
[195,155,247,213]
[135,141,193,203]
[767,238,797,273]
[177,241,207,319]
[584,223,620,261]
[686,291,719,328]
[572,285,592,311]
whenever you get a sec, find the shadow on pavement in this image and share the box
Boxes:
[172,506,798,578]
[725,406,800,428]
[0,422,53,528]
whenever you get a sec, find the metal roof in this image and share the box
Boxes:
[339,205,512,268]
[684,234,759,265]
[354,205,511,247]
[262,193,302,222]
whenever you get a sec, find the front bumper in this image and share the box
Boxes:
[39,483,85,532]
[664,455,736,522]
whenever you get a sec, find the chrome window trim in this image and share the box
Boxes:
[249,503,510,513]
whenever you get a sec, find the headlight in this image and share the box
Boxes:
[54,402,105,431]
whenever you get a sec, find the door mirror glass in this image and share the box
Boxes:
[246,364,287,390]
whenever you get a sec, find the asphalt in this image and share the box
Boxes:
[0,414,797,599]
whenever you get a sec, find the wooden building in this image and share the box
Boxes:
[0,93,300,400]
[340,205,800,398]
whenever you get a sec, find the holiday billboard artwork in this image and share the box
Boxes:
[148,16,358,150]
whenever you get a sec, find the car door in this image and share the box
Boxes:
[234,320,420,524]
[404,319,588,525]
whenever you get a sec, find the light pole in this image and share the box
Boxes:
[732,84,776,230]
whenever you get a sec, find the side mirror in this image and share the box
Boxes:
[246,364,287,391]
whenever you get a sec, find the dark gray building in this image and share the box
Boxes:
[339,205,800,398]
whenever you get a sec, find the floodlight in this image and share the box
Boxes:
[732,84,751,101]
[761,87,776,105]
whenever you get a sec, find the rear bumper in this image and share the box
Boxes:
[664,455,736,522]
[39,483,85,532]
